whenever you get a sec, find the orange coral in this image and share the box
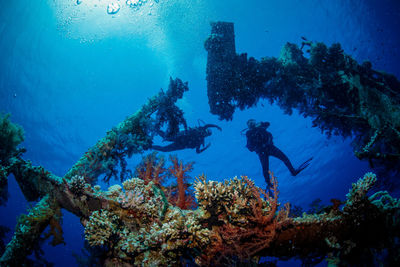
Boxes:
[45,217,65,246]
[168,155,196,210]
[135,152,167,186]
[330,198,342,212]
[198,172,290,265]
[133,153,196,209]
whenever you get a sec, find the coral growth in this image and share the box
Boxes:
[68,175,87,196]
[168,155,196,210]
[82,175,203,266]
[78,171,400,266]
[0,114,24,205]
[133,152,197,210]
[64,77,189,184]
[345,172,377,208]
[0,113,24,164]
[79,171,293,266]
[195,173,290,265]
[85,210,119,247]
[119,178,167,221]
[154,77,189,140]
[134,152,167,186]
[0,195,60,265]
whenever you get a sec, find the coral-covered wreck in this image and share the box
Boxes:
[1,22,400,266]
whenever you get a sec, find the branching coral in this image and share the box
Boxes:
[79,171,399,266]
[168,155,195,210]
[134,152,167,186]
[195,173,290,265]
[0,113,24,164]
[133,152,197,210]
[80,172,292,266]
[44,208,65,246]
[82,175,204,266]
[344,172,377,209]
[154,77,189,140]
[85,210,120,247]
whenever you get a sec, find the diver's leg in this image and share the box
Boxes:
[196,143,211,153]
[268,145,298,176]
[151,144,179,152]
[257,152,272,188]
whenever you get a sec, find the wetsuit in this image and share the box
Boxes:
[246,124,311,188]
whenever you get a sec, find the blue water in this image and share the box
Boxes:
[1,0,399,265]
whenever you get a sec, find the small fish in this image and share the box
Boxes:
[301,36,307,41]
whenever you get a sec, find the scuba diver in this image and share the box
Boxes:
[152,123,222,154]
[244,119,312,190]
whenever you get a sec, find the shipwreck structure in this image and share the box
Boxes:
[205,22,400,174]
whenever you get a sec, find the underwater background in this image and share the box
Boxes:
[1,0,400,265]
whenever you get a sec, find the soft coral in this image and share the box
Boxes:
[168,155,196,209]
[134,152,167,186]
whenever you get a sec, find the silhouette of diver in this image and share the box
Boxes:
[152,124,222,153]
[244,119,312,189]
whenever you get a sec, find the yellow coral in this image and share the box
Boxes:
[106,184,122,198]
[84,210,119,246]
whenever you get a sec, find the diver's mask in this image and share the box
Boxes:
[247,119,270,129]
[247,119,257,129]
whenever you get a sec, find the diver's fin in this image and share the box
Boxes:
[295,157,313,175]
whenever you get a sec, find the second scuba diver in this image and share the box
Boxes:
[244,119,313,191]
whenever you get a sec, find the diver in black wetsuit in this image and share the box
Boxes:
[152,124,222,154]
[244,119,312,189]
